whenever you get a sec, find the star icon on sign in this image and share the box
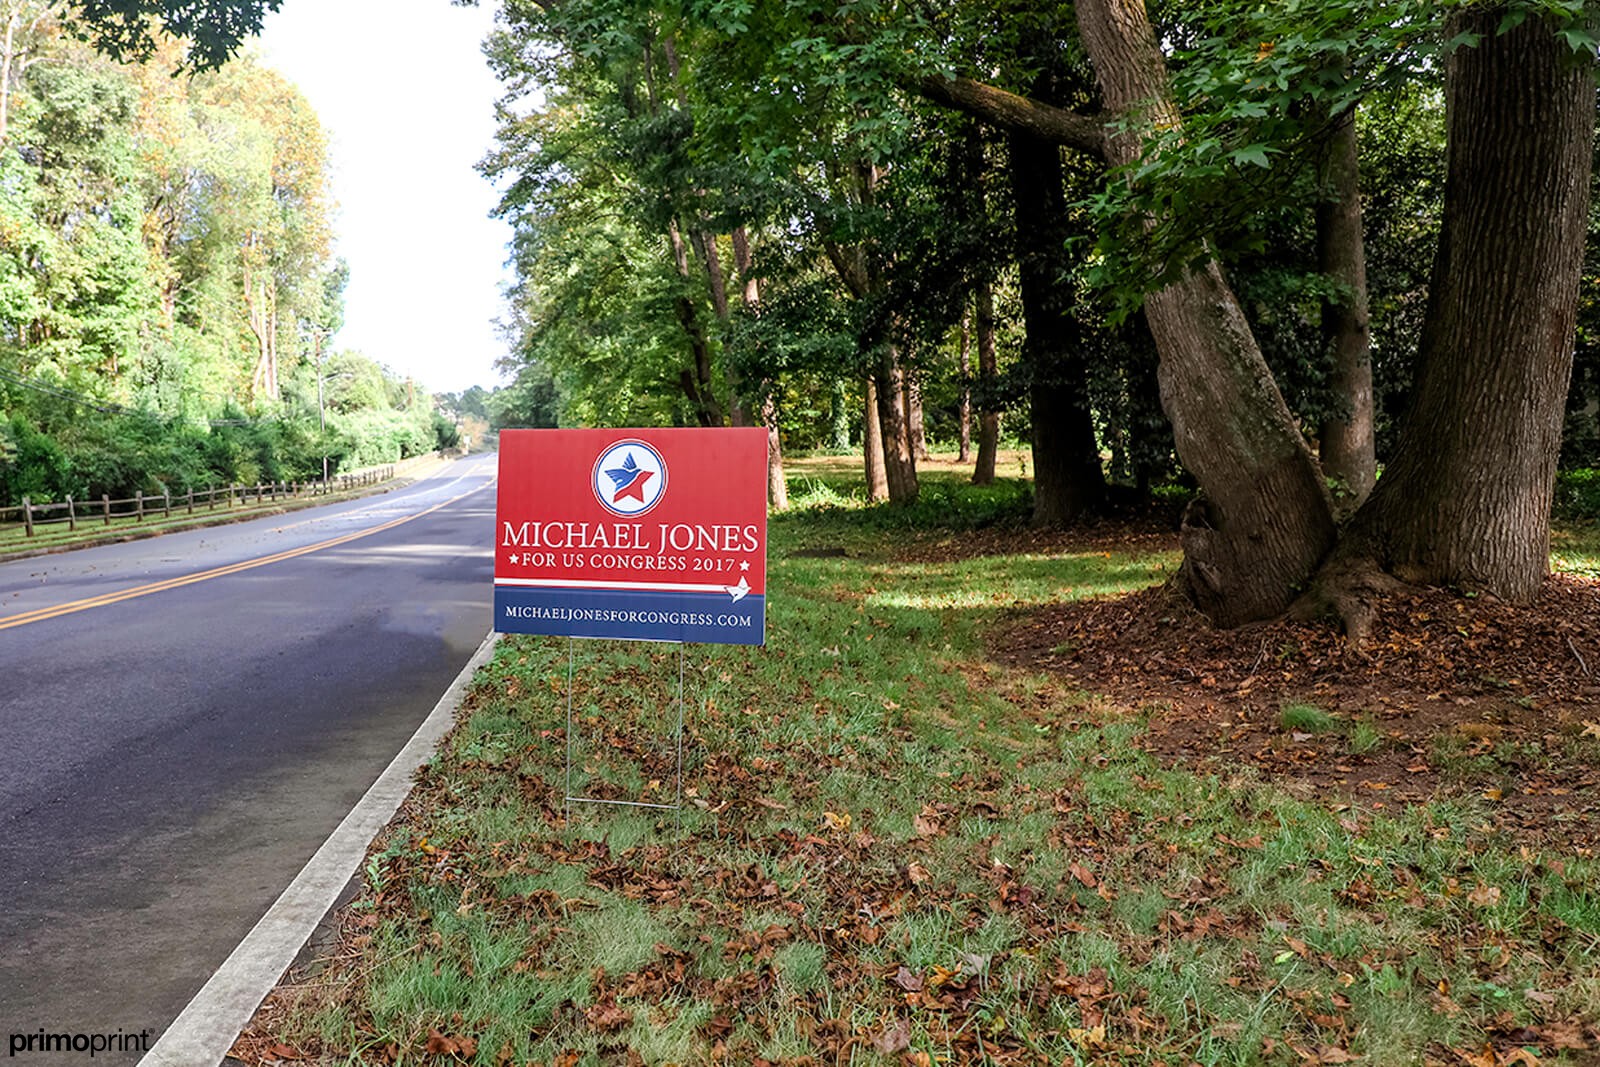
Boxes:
[604,452,654,504]
[507,553,520,565]
[741,561,750,571]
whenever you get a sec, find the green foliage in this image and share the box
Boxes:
[431,413,460,452]
[66,0,282,71]
[1554,468,1600,520]
[336,407,436,468]
[0,25,472,510]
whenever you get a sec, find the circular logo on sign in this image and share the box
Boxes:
[592,439,668,517]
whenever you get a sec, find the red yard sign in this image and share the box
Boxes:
[494,428,768,644]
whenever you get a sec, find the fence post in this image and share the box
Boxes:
[187,489,194,515]
[136,491,144,522]
[66,496,76,532]
[163,489,171,519]
[22,496,34,537]
[256,483,263,504]
[102,494,110,526]
[208,484,216,511]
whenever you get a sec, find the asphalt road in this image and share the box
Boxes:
[0,455,498,1061]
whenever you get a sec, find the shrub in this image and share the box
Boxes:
[1555,468,1600,520]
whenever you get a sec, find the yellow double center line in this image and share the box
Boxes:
[0,479,494,633]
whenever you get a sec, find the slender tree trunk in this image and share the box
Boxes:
[266,298,278,400]
[699,230,730,321]
[973,282,1000,486]
[679,370,713,426]
[1010,132,1106,525]
[957,309,973,464]
[1347,9,1595,603]
[1315,105,1376,510]
[1076,0,1335,626]
[762,395,788,510]
[905,375,929,460]
[727,226,757,428]
[864,377,889,502]
[668,219,722,426]
[875,345,919,503]
[731,226,786,508]
[0,9,17,146]
[830,380,851,451]
[701,228,750,425]
[243,247,277,401]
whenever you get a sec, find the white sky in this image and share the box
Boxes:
[257,0,512,397]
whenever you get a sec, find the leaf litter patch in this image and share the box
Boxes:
[996,576,1600,846]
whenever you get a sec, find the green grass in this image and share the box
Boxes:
[1349,720,1385,755]
[1280,702,1341,734]
[248,464,1600,1066]
[1552,519,1600,578]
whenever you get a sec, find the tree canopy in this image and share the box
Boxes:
[476,0,1597,631]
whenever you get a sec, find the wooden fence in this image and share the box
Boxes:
[0,455,437,538]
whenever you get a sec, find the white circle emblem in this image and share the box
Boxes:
[592,440,668,517]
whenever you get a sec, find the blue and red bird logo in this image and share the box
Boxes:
[592,440,668,516]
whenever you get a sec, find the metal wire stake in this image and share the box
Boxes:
[563,638,688,837]
[564,636,575,829]
[675,641,686,835]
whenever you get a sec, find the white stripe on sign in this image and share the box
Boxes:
[494,577,738,594]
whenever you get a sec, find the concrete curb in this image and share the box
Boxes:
[139,630,502,1067]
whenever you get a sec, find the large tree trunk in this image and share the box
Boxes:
[1010,132,1106,526]
[1315,105,1376,510]
[972,282,1000,486]
[875,345,920,503]
[1348,9,1595,602]
[1076,0,1336,626]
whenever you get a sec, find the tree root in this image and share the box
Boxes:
[1288,555,1407,644]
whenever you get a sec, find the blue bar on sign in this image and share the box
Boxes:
[494,585,766,645]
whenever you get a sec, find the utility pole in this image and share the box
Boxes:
[313,328,329,485]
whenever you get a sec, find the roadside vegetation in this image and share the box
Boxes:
[0,13,464,514]
[233,459,1600,1066]
[0,452,444,557]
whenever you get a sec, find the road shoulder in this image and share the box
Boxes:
[140,631,500,1067]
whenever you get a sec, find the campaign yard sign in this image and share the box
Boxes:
[494,428,768,645]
